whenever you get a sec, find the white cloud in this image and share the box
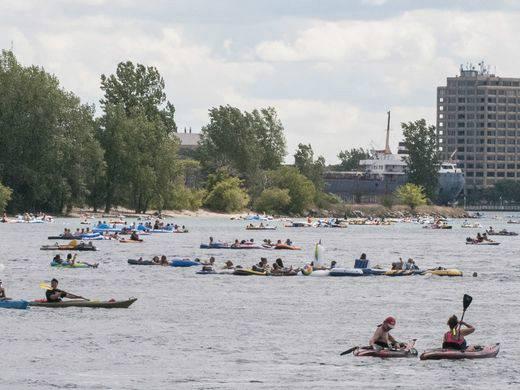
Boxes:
[1,3,520,163]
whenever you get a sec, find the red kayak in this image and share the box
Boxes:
[420,343,500,360]
[353,340,417,358]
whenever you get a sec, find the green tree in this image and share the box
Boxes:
[402,119,439,198]
[254,187,291,214]
[294,143,326,190]
[395,183,427,210]
[0,50,105,213]
[198,105,286,181]
[100,61,177,133]
[336,148,372,171]
[0,182,12,212]
[204,176,249,212]
[267,166,315,214]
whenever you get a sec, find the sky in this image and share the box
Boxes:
[1,0,520,163]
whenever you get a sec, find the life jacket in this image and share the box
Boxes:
[443,329,465,349]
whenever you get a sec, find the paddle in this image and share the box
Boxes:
[340,346,359,356]
[459,294,473,324]
[39,283,89,301]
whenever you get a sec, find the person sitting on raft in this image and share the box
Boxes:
[369,316,405,350]
[252,258,269,272]
[223,260,234,269]
[0,280,6,299]
[202,257,216,266]
[53,254,64,265]
[330,260,337,269]
[404,258,419,270]
[130,231,140,241]
[160,255,169,266]
[476,232,483,242]
[152,256,161,265]
[442,315,476,351]
[285,238,293,246]
[391,258,404,270]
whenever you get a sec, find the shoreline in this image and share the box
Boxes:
[59,205,470,220]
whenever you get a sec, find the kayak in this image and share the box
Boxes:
[420,343,500,360]
[119,239,143,243]
[170,259,201,267]
[0,299,29,310]
[353,346,418,358]
[40,244,97,251]
[48,233,101,240]
[233,269,267,276]
[50,261,94,269]
[274,244,301,250]
[329,268,364,277]
[427,268,463,277]
[486,230,518,236]
[29,298,137,308]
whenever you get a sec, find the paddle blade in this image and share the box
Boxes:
[39,283,51,290]
[463,294,473,310]
[340,346,357,356]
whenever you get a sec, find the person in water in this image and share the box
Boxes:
[369,316,404,350]
[0,280,6,299]
[223,260,234,269]
[285,238,293,246]
[160,255,169,266]
[46,279,73,302]
[442,315,475,351]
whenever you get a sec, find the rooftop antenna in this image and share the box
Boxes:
[10,40,14,52]
[384,111,391,154]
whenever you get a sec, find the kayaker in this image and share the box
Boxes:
[369,317,405,350]
[45,279,73,302]
[330,260,337,269]
[0,280,5,299]
[442,315,475,351]
[130,231,140,241]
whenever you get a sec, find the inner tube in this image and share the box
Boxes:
[329,268,364,277]
[274,244,301,250]
[170,259,200,267]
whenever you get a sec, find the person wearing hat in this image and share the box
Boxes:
[0,280,6,299]
[369,316,405,350]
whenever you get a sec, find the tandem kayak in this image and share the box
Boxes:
[0,299,29,310]
[420,343,500,360]
[29,298,137,308]
[353,346,418,358]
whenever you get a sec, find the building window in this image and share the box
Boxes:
[507,172,515,177]
[487,172,496,177]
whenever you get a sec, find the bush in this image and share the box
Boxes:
[267,166,316,214]
[0,182,12,212]
[381,194,395,209]
[204,177,249,212]
[395,183,427,210]
[254,187,291,214]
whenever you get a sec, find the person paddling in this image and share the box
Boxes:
[45,278,86,302]
[369,316,405,350]
[442,315,475,351]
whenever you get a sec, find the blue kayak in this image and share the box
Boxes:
[171,259,201,267]
[0,299,29,310]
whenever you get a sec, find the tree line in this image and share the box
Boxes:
[0,49,448,215]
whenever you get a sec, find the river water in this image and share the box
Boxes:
[0,214,518,389]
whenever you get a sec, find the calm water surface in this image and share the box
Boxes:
[1,214,519,389]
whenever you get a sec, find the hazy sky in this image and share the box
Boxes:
[1,0,519,162]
